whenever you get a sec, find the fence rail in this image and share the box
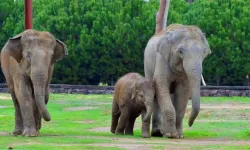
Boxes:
[0,83,249,96]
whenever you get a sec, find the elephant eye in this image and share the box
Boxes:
[26,52,32,62]
[178,48,184,58]
[139,94,143,98]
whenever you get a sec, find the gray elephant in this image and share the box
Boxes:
[0,29,67,136]
[111,73,155,138]
[144,24,211,138]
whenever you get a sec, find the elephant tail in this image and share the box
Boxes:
[155,0,170,34]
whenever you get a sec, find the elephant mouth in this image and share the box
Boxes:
[26,67,31,76]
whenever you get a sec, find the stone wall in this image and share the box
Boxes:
[0,83,249,96]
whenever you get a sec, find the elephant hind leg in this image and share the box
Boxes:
[10,90,24,135]
[115,107,129,135]
[111,99,120,134]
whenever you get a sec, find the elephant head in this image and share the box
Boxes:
[131,78,155,121]
[157,24,211,127]
[3,29,68,121]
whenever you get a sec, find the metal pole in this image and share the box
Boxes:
[25,0,33,29]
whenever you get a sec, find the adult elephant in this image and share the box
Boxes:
[144,23,211,138]
[1,29,67,136]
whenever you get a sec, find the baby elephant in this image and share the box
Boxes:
[111,72,155,138]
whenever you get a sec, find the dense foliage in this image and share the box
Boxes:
[0,0,249,85]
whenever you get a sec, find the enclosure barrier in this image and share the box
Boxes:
[0,83,249,97]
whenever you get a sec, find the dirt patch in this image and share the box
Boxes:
[8,141,42,148]
[0,132,10,136]
[64,106,99,111]
[49,135,250,146]
[87,143,153,150]
[88,127,110,132]
[0,95,11,100]
[89,121,141,132]
[74,120,95,124]
[96,102,111,105]
[196,119,250,123]
[109,137,250,146]
[188,104,250,109]
[0,106,10,109]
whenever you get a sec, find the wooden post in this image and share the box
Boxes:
[25,0,33,29]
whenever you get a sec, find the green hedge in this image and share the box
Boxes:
[0,0,249,85]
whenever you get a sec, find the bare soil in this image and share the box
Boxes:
[187,104,250,109]
[0,132,10,136]
[84,102,250,149]
[64,106,99,111]
[0,106,9,109]
[0,95,11,100]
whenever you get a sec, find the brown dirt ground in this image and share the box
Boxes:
[0,95,11,100]
[64,106,99,111]
[187,104,250,109]
[84,102,250,149]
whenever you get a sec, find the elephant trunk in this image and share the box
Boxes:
[31,69,51,121]
[143,99,154,122]
[184,60,202,127]
[188,81,200,127]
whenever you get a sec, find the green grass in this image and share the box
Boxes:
[0,94,250,149]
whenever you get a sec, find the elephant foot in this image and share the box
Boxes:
[141,132,150,138]
[176,130,184,139]
[125,130,134,135]
[177,134,184,139]
[110,128,116,134]
[22,128,38,137]
[115,130,124,135]
[13,129,23,136]
[151,128,163,137]
[162,125,178,138]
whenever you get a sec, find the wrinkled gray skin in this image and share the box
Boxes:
[111,73,155,138]
[1,29,67,136]
[144,24,211,138]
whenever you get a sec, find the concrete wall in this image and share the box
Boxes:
[0,84,249,96]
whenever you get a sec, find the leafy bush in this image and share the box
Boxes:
[0,0,249,85]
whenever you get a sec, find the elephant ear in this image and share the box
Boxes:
[52,39,68,63]
[200,33,212,57]
[157,30,185,61]
[130,82,137,100]
[156,34,171,61]
[3,33,23,63]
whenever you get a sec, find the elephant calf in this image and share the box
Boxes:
[0,29,67,136]
[111,72,155,138]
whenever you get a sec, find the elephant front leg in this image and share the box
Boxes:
[155,76,178,138]
[151,100,163,137]
[141,110,151,138]
[17,78,38,137]
[173,83,190,139]
[10,91,23,135]
[34,104,42,132]
[115,107,129,135]
[125,115,136,135]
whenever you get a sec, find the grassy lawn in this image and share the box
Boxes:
[0,93,249,149]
